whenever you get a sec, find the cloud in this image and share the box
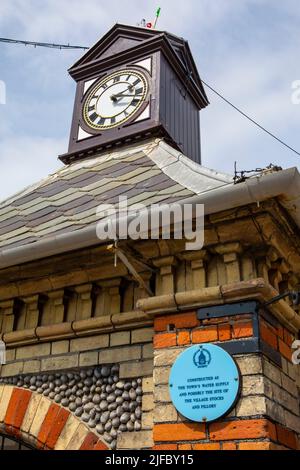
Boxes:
[0,136,65,201]
[0,0,300,201]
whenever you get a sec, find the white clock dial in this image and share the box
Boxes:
[83,69,148,130]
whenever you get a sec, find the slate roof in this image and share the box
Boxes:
[0,139,232,252]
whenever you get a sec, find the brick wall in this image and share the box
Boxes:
[153,309,300,451]
[0,326,155,450]
[1,328,153,378]
[1,303,300,451]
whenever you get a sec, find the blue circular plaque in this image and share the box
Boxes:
[169,344,240,423]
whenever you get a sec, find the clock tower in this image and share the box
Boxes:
[59,24,209,165]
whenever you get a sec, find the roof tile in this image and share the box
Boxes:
[0,139,231,252]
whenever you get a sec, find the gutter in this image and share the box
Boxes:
[1,167,300,269]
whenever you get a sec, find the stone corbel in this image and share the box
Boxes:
[0,300,15,336]
[20,294,45,330]
[255,248,272,282]
[95,278,122,316]
[181,250,209,289]
[43,289,66,325]
[214,242,243,284]
[153,256,178,295]
[74,284,94,321]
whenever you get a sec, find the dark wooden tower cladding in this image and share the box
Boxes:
[59,24,209,165]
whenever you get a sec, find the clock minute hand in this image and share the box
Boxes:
[111,86,134,101]
[114,94,137,98]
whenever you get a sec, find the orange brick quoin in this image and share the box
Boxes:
[152,306,299,452]
[152,419,299,450]
[0,385,109,450]
[153,311,256,347]
[154,312,199,332]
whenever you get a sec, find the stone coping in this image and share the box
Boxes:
[136,278,300,332]
[2,310,152,347]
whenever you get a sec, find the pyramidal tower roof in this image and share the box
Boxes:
[68,23,208,101]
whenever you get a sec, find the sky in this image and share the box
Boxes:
[0,0,300,201]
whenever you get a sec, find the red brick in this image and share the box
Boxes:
[37,403,60,448]
[45,408,70,449]
[218,324,231,341]
[193,443,220,450]
[154,312,198,332]
[154,333,177,349]
[269,443,289,450]
[4,388,32,436]
[203,317,230,325]
[239,441,271,450]
[203,314,251,326]
[222,442,237,450]
[154,423,206,442]
[178,444,192,450]
[279,339,292,361]
[277,325,284,339]
[283,329,294,347]
[93,440,109,450]
[233,314,252,322]
[260,321,278,350]
[276,424,297,449]
[209,419,275,441]
[232,321,253,339]
[80,432,99,450]
[152,444,178,450]
[192,327,218,344]
[177,331,190,346]
[261,319,278,335]
[268,421,277,442]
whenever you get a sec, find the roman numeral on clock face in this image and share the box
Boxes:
[98,117,106,126]
[89,112,98,122]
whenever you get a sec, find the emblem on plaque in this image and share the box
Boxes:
[193,346,211,368]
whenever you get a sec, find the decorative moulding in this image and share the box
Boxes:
[3,279,299,347]
[2,310,151,347]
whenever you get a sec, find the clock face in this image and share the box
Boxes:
[83,69,148,131]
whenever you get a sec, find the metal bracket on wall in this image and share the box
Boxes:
[107,244,154,297]
[197,301,282,367]
[197,301,259,320]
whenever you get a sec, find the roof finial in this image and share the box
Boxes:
[137,7,161,30]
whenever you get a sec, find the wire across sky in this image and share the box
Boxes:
[1,35,299,158]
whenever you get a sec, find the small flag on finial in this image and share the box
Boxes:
[153,7,161,29]
[144,7,161,30]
